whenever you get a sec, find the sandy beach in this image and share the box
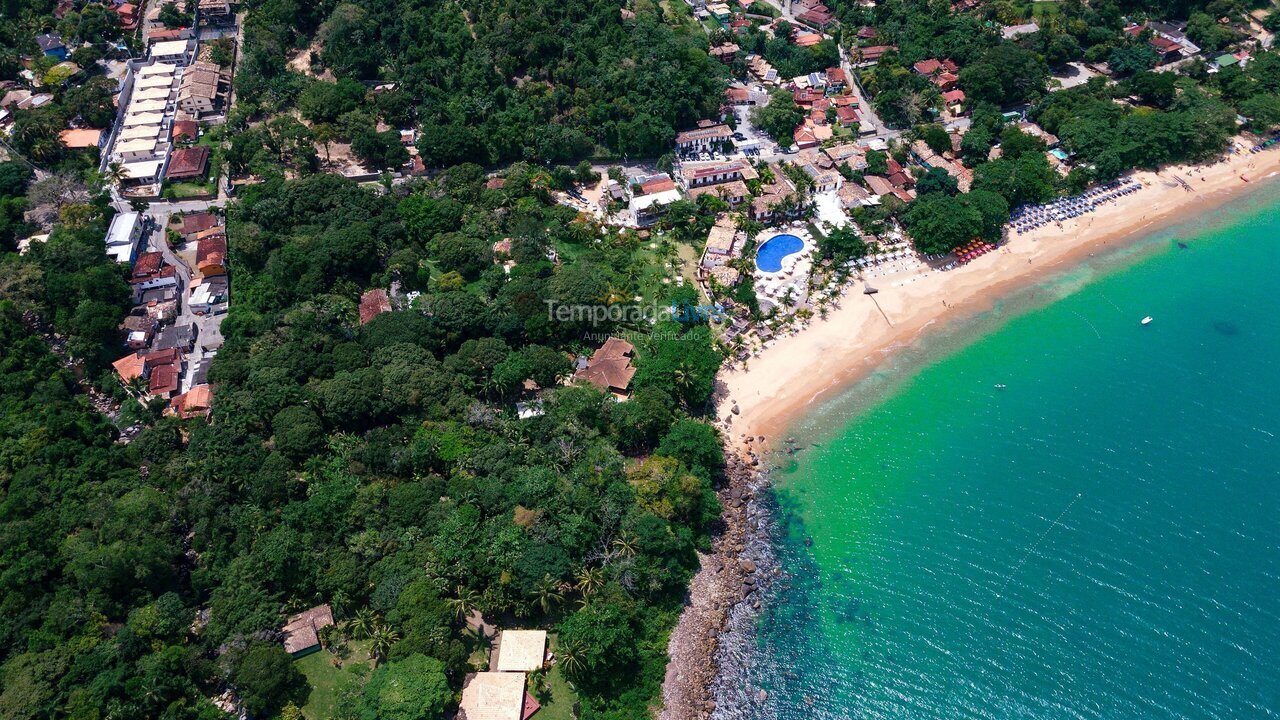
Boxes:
[716,143,1280,451]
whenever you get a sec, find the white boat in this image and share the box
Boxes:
[1141,316,1153,325]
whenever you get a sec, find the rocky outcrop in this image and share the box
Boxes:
[660,440,773,720]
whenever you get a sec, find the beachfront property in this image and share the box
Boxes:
[752,227,816,313]
[699,214,746,290]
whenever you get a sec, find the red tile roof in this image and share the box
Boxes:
[640,177,677,194]
[359,289,392,324]
[149,364,179,397]
[196,234,227,273]
[172,119,198,141]
[133,251,164,277]
[856,45,896,61]
[180,211,219,236]
[166,146,209,180]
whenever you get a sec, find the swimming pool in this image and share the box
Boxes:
[756,233,804,272]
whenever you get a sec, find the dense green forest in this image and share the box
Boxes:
[231,0,727,167]
[0,164,726,719]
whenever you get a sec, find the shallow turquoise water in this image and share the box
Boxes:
[753,192,1280,719]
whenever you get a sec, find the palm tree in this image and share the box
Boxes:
[611,532,638,559]
[446,585,480,623]
[557,640,585,678]
[103,162,127,187]
[346,608,376,640]
[369,623,400,665]
[574,567,605,597]
[534,574,564,615]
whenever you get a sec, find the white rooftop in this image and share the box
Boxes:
[106,212,140,247]
[458,672,525,720]
[138,62,179,77]
[136,73,177,89]
[115,138,160,155]
[150,40,192,58]
[494,630,546,672]
[117,124,165,141]
[132,86,173,101]
[120,159,166,180]
[631,188,683,211]
[128,98,169,114]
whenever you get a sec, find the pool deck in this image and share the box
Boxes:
[754,225,816,312]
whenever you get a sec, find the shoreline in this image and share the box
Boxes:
[715,143,1280,452]
[659,142,1280,720]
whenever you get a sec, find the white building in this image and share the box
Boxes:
[149,39,194,65]
[105,212,143,263]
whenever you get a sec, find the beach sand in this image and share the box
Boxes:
[716,144,1280,451]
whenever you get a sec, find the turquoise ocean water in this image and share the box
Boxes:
[749,190,1280,719]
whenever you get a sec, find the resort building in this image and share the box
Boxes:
[679,159,757,189]
[674,124,732,153]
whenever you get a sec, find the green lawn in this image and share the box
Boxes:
[167,181,215,199]
[530,635,579,720]
[1031,1,1060,18]
[295,640,374,720]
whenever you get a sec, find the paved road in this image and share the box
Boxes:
[751,0,900,143]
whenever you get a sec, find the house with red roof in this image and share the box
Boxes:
[359,289,392,324]
[166,146,210,180]
[196,230,227,276]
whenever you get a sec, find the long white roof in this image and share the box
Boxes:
[149,40,191,57]
[128,98,169,114]
[115,138,160,155]
[136,75,176,90]
[120,159,165,180]
[106,212,140,247]
[122,113,164,128]
[132,86,173,102]
[117,124,165,141]
[138,62,179,77]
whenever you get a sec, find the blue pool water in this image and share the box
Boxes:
[756,234,804,272]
